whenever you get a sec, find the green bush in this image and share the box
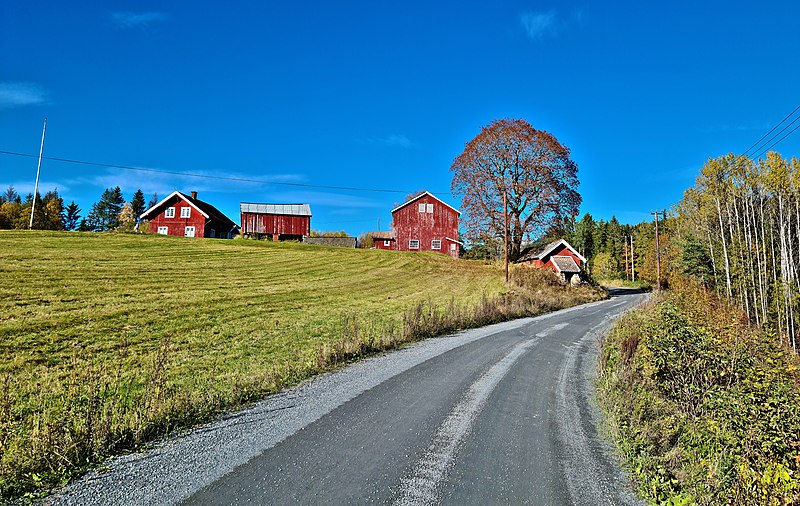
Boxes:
[598,279,800,505]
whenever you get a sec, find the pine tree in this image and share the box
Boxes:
[64,201,81,231]
[86,186,126,231]
[131,189,146,220]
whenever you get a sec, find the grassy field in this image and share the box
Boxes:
[0,230,604,499]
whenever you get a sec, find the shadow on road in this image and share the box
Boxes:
[604,287,650,298]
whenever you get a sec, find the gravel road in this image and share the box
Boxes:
[46,289,646,506]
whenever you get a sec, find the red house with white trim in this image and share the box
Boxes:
[518,239,586,282]
[391,191,461,259]
[140,191,238,239]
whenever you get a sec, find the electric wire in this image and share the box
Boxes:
[741,104,800,158]
[0,149,452,196]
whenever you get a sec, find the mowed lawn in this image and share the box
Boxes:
[0,230,511,496]
[1,231,503,383]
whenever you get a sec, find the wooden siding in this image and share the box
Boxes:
[241,212,310,237]
[523,244,583,271]
[392,194,459,259]
[148,195,207,238]
[374,238,396,250]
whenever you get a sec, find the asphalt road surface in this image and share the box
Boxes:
[50,289,646,506]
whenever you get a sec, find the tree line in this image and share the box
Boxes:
[0,185,158,232]
[674,152,800,353]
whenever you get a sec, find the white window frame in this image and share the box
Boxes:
[157,226,168,235]
[383,240,390,246]
[431,240,441,250]
[450,243,457,251]
[418,203,426,213]
[409,239,419,249]
[185,226,195,237]
[426,203,434,213]
[165,207,175,218]
[180,207,191,218]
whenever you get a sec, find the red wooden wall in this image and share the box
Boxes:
[241,212,310,237]
[392,194,459,258]
[149,195,207,237]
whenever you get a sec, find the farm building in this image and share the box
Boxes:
[371,231,396,250]
[517,239,586,283]
[240,203,311,240]
[391,191,461,259]
[140,191,238,239]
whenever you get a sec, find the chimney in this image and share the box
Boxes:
[191,191,198,200]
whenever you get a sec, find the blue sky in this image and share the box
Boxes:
[2,1,800,235]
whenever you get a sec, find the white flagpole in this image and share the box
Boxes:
[29,117,47,230]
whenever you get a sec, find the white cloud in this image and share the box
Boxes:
[112,11,168,29]
[0,82,47,109]
[520,11,558,40]
[364,134,414,148]
[1,180,69,196]
[64,167,307,201]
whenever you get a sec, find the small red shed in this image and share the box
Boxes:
[518,239,586,282]
[372,231,397,250]
[391,191,461,259]
[140,191,238,239]
[240,203,311,240]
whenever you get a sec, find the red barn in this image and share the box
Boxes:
[518,239,586,283]
[372,231,396,250]
[140,191,238,239]
[391,191,461,259]
[240,203,311,240]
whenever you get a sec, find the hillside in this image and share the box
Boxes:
[0,230,604,499]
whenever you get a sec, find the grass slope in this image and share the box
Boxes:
[598,280,800,505]
[1,230,603,499]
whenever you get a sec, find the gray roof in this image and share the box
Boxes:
[551,255,581,273]
[240,203,312,216]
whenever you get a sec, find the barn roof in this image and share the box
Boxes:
[240,203,312,216]
[371,231,396,240]
[390,191,460,215]
[551,255,581,273]
[140,191,238,231]
[518,238,586,263]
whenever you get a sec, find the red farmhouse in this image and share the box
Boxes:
[240,203,311,241]
[140,191,238,239]
[391,191,461,259]
[518,239,586,283]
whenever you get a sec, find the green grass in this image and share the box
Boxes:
[0,230,604,500]
[598,279,800,505]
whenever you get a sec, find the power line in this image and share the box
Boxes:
[752,121,800,160]
[0,149,452,196]
[742,104,800,158]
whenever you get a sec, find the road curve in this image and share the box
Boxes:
[49,289,646,506]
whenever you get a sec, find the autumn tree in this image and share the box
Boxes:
[450,118,581,269]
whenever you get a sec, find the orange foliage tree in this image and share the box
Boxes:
[450,118,581,260]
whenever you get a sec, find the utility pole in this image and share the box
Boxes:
[29,117,47,230]
[630,234,635,283]
[651,211,663,290]
[622,236,629,281]
[503,190,509,283]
